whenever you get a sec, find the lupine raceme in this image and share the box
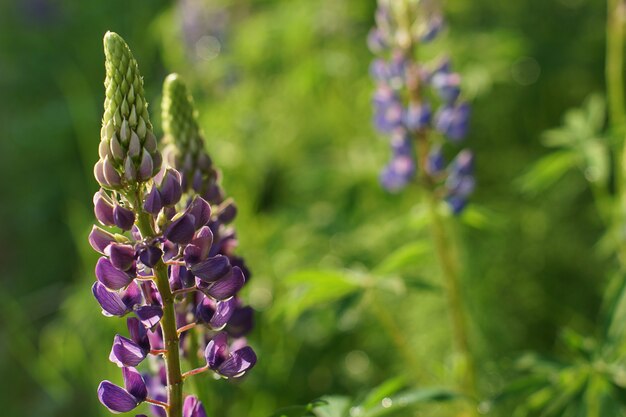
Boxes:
[91,32,255,417]
[368,0,479,405]
[369,0,474,214]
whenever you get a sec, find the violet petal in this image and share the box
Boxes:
[190,255,231,283]
[96,257,133,291]
[98,380,140,413]
[134,305,163,329]
[205,266,245,300]
[218,346,257,378]
[109,335,147,367]
[92,282,129,317]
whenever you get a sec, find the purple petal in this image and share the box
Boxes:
[96,257,133,291]
[210,298,236,330]
[105,243,136,272]
[113,205,136,231]
[127,317,150,351]
[183,395,208,417]
[160,169,183,206]
[205,332,229,369]
[134,305,163,329]
[147,325,164,350]
[169,264,195,290]
[183,244,203,266]
[98,380,140,413]
[193,227,213,258]
[218,346,257,378]
[188,197,212,229]
[190,255,231,283]
[94,191,115,226]
[162,240,178,262]
[144,185,163,215]
[164,214,196,244]
[217,201,237,224]
[139,246,162,268]
[121,281,143,310]
[92,282,130,317]
[89,226,116,254]
[226,306,254,338]
[204,267,245,300]
[123,367,148,402]
[138,149,154,181]
[195,296,216,324]
[109,335,147,367]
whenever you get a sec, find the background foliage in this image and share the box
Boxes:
[0,0,609,416]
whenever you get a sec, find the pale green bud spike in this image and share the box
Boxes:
[161,73,222,203]
[95,31,162,189]
[162,73,202,149]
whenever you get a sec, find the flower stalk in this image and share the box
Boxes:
[369,0,477,403]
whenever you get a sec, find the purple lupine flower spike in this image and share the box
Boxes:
[369,0,475,213]
[92,45,259,415]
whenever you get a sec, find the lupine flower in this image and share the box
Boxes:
[91,33,257,417]
[184,395,209,417]
[160,73,256,364]
[369,0,475,213]
[205,332,257,378]
[97,367,147,413]
[445,150,475,214]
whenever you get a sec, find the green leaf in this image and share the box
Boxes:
[360,387,460,417]
[268,400,328,417]
[488,374,550,406]
[280,269,361,325]
[359,377,407,410]
[373,241,431,276]
[517,151,579,195]
[314,396,352,417]
[581,139,609,184]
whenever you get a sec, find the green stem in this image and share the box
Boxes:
[133,192,184,417]
[184,293,212,411]
[607,0,625,131]
[368,289,424,382]
[607,0,626,268]
[427,196,477,399]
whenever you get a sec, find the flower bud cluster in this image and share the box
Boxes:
[92,33,255,417]
[95,32,162,190]
[369,0,474,213]
[161,74,223,205]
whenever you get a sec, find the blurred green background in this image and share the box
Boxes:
[0,0,609,416]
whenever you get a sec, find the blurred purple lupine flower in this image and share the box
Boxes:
[369,0,475,213]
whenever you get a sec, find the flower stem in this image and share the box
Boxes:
[607,0,625,131]
[426,195,477,399]
[133,190,184,417]
[183,365,210,379]
[607,0,626,268]
[367,289,425,382]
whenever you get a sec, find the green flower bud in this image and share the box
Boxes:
[94,31,162,189]
[161,73,221,202]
